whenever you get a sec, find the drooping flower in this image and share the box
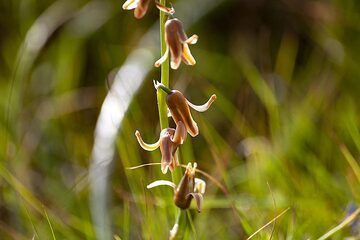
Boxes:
[155,18,198,69]
[135,121,186,174]
[122,0,174,19]
[154,81,216,137]
[147,163,206,212]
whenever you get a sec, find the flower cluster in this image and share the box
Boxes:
[123,0,216,214]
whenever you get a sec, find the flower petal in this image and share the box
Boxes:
[154,46,169,67]
[135,130,160,151]
[186,94,216,112]
[122,0,139,10]
[168,151,179,172]
[182,43,196,66]
[147,180,176,189]
[166,90,199,137]
[170,57,181,70]
[160,131,175,174]
[194,178,206,194]
[175,20,189,43]
[155,1,175,14]
[185,34,198,45]
[172,121,187,144]
[188,193,203,212]
[134,0,150,18]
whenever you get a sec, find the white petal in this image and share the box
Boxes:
[185,34,198,45]
[154,46,169,67]
[186,94,216,112]
[135,130,160,151]
[170,55,181,69]
[122,0,139,10]
[194,178,206,194]
[147,180,176,189]
[182,43,196,66]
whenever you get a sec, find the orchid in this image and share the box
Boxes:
[155,18,199,69]
[154,81,216,137]
[135,121,186,174]
[147,163,206,212]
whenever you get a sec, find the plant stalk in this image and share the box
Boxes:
[157,1,188,239]
[157,0,170,130]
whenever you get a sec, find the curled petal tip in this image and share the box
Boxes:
[155,46,169,68]
[170,60,181,70]
[161,165,169,174]
[186,34,198,45]
[135,130,160,151]
[122,0,138,10]
[147,180,176,189]
[155,1,175,14]
[187,94,217,112]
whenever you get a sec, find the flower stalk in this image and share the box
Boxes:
[157,0,187,238]
[157,0,170,130]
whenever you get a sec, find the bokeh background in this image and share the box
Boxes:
[1,0,360,239]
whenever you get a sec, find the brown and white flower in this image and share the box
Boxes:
[135,121,186,174]
[155,18,198,69]
[122,0,174,19]
[147,162,206,212]
[154,81,216,137]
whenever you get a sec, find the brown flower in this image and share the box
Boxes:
[155,18,198,69]
[135,121,186,174]
[154,81,216,137]
[147,163,206,212]
[122,0,174,19]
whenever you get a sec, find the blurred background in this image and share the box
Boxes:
[1,0,360,239]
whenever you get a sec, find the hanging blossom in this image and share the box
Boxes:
[155,18,198,69]
[122,0,174,19]
[147,162,206,212]
[135,121,186,174]
[154,81,216,137]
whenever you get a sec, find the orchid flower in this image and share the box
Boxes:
[155,18,198,69]
[147,163,206,212]
[154,81,216,137]
[135,121,186,174]
[122,0,174,19]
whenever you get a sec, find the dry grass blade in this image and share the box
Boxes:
[317,207,360,240]
[246,207,290,240]
[267,182,277,240]
[339,144,360,185]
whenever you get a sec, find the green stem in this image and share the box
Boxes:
[157,0,170,129]
[157,1,188,239]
